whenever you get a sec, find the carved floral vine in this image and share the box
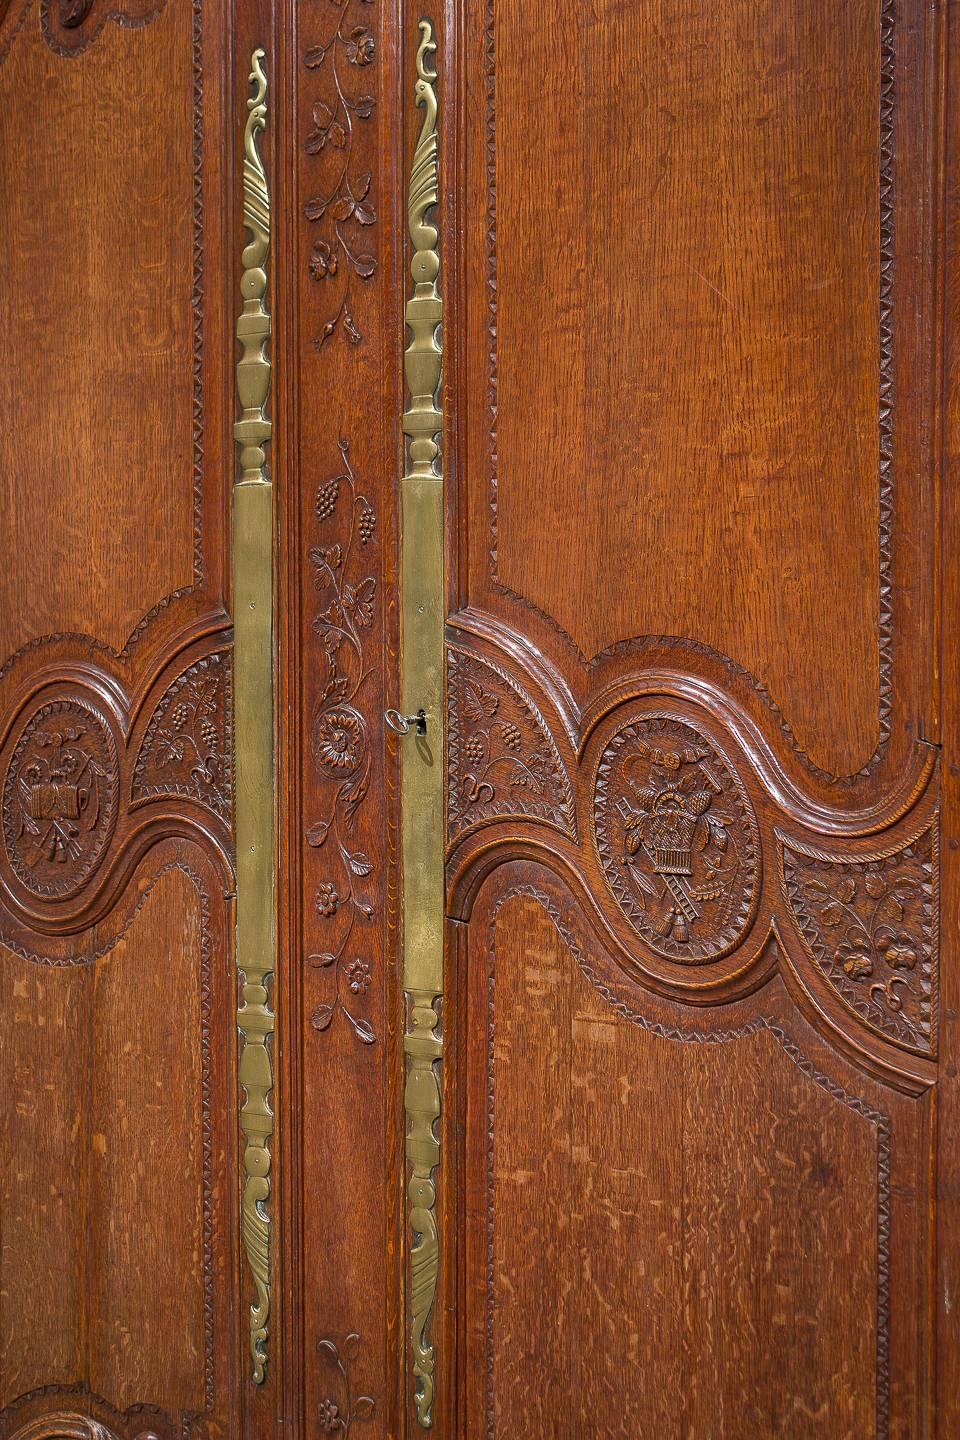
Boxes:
[306,439,378,1044]
[317,1333,376,1434]
[133,652,231,818]
[782,828,937,1054]
[446,648,575,839]
[303,0,378,349]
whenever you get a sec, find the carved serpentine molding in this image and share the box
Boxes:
[781,823,938,1056]
[233,48,276,1386]
[38,0,168,58]
[447,647,575,842]
[485,883,892,1440]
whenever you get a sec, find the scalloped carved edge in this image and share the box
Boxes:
[486,883,891,1439]
[447,646,576,842]
[779,819,939,1057]
[38,0,168,58]
[483,0,897,787]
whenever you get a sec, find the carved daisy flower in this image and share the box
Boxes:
[317,1398,340,1433]
[313,707,364,774]
[316,882,341,919]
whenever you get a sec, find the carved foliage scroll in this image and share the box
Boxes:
[305,439,379,1046]
[303,0,379,349]
[594,715,760,963]
[782,826,938,1055]
[133,652,232,819]
[447,648,575,842]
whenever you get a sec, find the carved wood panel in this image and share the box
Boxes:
[0,0,240,1431]
[441,0,947,1431]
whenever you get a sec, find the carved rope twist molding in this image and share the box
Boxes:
[234,47,276,1387]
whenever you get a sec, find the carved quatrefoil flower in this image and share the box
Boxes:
[594,715,760,964]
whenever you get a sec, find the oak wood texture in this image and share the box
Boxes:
[437,0,949,1434]
[2,0,959,1435]
[0,0,197,660]
[0,0,242,1432]
[460,883,933,1439]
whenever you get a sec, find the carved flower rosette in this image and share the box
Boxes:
[594,714,760,964]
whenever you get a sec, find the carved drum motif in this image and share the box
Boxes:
[594,714,760,963]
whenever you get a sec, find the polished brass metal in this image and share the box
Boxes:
[234,46,275,1388]
[401,19,444,1430]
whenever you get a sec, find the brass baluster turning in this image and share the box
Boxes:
[401,19,444,1430]
[234,46,276,1387]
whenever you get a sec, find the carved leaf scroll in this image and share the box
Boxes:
[781,825,938,1055]
[447,647,575,842]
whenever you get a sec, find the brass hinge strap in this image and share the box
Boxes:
[234,47,276,1388]
[401,18,444,1431]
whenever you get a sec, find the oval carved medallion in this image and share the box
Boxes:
[3,697,118,901]
[594,715,759,963]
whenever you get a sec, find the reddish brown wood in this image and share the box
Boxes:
[443,0,948,1434]
[2,0,958,1434]
[0,0,241,1431]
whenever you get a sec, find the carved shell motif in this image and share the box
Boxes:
[447,648,575,841]
[2,697,119,901]
[594,715,760,963]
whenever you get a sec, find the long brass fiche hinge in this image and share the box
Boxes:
[233,46,276,1389]
[399,18,444,1431]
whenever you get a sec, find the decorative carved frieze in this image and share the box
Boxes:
[133,651,232,819]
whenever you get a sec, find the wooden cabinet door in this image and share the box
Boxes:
[393,0,960,1435]
[0,1,274,1435]
[4,0,960,1435]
